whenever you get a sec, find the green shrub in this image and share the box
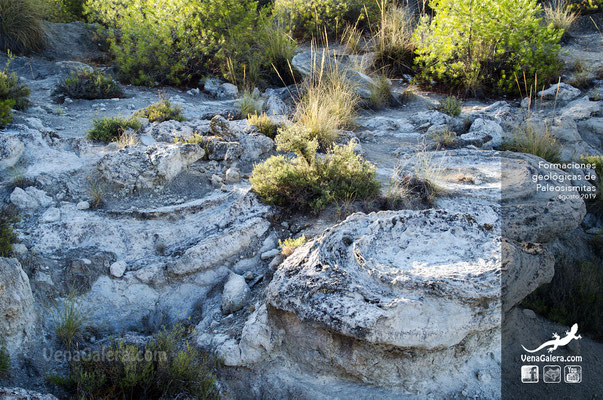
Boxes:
[51,324,222,400]
[522,259,602,341]
[251,138,380,212]
[85,0,259,86]
[274,0,379,39]
[500,124,561,163]
[87,116,143,142]
[567,0,602,12]
[413,0,563,94]
[0,208,17,257]
[438,96,462,117]
[42,0,87,22]
[279,234,306,256]
[0,0,46,54]
[55,69,124,100]
[253,19,299,86]
[248,112,278,138]
[371,1,416,76]
[0,57,31,127]
[135,100,185,123]
[0,345,9,379]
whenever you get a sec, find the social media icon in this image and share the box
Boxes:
[521,365,539,383]
[564,365,582,383]
[543,365,561,383]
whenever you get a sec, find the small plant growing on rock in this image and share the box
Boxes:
[430,128,456,148]
[52,294,89,349]
[385,168,440,210]
[247,112,278,138]
[0,55,31,127]
[0,345,9,379]
[88,178,105,209]
[49,323,222,399]
[0,208,17,257]
[438,96,462,117]
[135,99,185,122]
[55,69,124,100]
[87,116,143,142]
[501,125,561,163]
[279,234,306,257]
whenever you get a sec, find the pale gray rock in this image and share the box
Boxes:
[260,249,279,261]
[537,82,581,101]
[0,387,59,400]
[221,273,251,314]
[0,258,36,356]
[40,207,61,223]
[460,118,503,148]
[225,167,241,183]
[10,187,52,210]
[0,136,24,170]
[204,78,238,99]
[76,201,90,210]
[110,261,127,278]
[561,96,600,120]
[97,143,204,191]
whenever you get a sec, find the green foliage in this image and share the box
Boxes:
[279,234,306,256]
[413,0,563,94]
[274,0,379,39]
[544,0,578,33]
[251,140,380,212]
[87,116,143,142]
[52,324,222,400]
[55,69,124,100]
[372,1,416,76]
[522,259,603,341]
[135,100,185,123]
[52,294,89,349]
[0,56,31,127]
[247,112,278,138]
[42,0,87,22]
[0,0,46,54]
[567,0,603,12]
[85,0,259,86]
[0,345,9,379]
[438,96,462,116]
[0,208,17,257]
[238,91,264,118]
[500,124,561,163]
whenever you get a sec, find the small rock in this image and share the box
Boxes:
[221,273,250,314]
[269,255,283,269]
[12,243,28,256]
[225,167,241,183]
[110,261,127,278]
[77,201,90,210]
[10,187,52,209]
[41,207,61,223]
[243,271,254,281]
[211,174,223,187]
[261,249,280,261]
[537,82,581,101]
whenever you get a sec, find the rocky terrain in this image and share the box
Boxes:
[0,16,602,400]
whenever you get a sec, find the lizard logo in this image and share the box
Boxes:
[522,323,582,353]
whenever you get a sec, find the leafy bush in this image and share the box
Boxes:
[567,0,602,12]
[50,324,222,400]
[55,69,124,100]
[87,116,143,142]
[0,345,9,379]
[371,1,416,76]
[42,0,87,22]
[522,258,602,341]
[544,0,578,34]
[0,57,31,127]
[438,96,462,116]
[0,0,46,54]
[279,234,306,256]
[0,208,17,257]
[413,0,563,94]
[274,0,379,39]
[85,0,259,86]
[248,112,278,138]
[135,100,185,123]
[251,136,380,211]
[500,124,561,163]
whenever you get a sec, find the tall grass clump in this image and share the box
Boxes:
[413,0,563,94]
[0,0,46,54]
[238,90,264,118]
[371,1,416,76]
[544,0,578,34]
[248,112,278,138]
[501,124,561,163]
[48,324,222,400]
[52,294,89,349]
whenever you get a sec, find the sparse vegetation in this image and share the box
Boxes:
[238,90,264,118]
[247,112,278,138]
[385,168,440,209]
[341,23,365,54]
[49,323,222,400]
[0,208,17,257]
[0,0,46,54]
[522,258,602,341]
[135,99,185,123]
[0,56,31,127]
[544,0,578,33]
[438,96,462,117]
[88,178,105,209]
[500,124,561,163]
[371,1,416,76]
[251,139,380,212]
[430,128,456,148]
[279,234,306,256]
[54,69,124,100]
[52,294,89,349]
[413,0,563,94]
[368,75,393,109]
[87,116,143,142]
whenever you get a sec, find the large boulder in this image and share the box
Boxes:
[0,259,36,356]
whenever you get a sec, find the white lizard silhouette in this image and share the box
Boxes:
[522,323,582,353]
